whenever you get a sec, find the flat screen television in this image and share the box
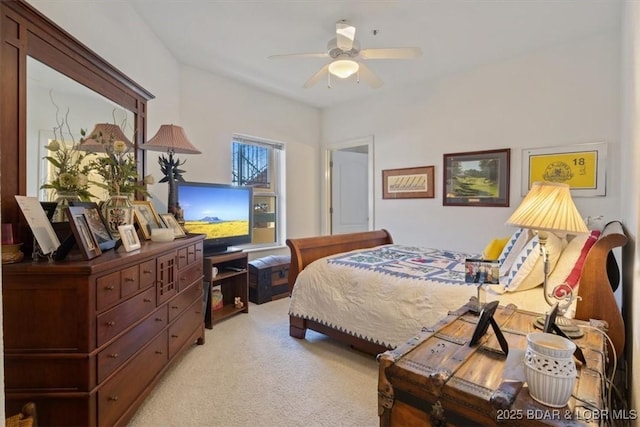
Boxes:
[177,181,253,255]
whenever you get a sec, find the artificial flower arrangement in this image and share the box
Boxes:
[83,127,150,198]
[40,118,96,201]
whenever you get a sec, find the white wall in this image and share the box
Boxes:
[621,0,639,413]
[323,32,621,253]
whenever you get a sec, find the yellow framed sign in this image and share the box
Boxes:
[521,143,606,197]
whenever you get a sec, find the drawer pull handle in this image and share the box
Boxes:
[143,269,153,274]
[155,350,163,355]
[155,317,164,322]
[104,285,115,291]
[196,248,202,252]
[171,305,179,310]
[143,298,152,303]
[179,255,186,259]
[108,396,119,402]
[171,334,179,338]
[125,277,135,282]
[106,321,116,327]
[108,353,119,359]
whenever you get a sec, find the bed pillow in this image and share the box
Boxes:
[503,232,566,292]
[498,228,532,277]
[482,236,510,260]
[547,230,601,298]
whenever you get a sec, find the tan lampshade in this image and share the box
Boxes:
[140,124,201,154]
[506,181,588,234]
[78,123,134,152]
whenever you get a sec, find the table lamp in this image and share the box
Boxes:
[140,124,201,215]
[78,123,134,152]
[506,181,588,334]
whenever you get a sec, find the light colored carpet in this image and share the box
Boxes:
[126,297,379,427]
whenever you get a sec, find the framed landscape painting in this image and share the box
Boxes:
[443,149,510,207]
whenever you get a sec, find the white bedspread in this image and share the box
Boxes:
[288,244,552,348]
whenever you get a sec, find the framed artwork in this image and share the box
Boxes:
[160,213,187,238]
[118,224,141,252]
[132,200,164,240]
[521,142,607,197]
[70,201,116,250]
[382,166,435,199]
[66,206,102,260]
[443,149,510,207]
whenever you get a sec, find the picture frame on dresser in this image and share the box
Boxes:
[66,206,102,260]
[132,200,164,240]
[70,201,117,250]
[118,224,141,252]
[160,213,187,238]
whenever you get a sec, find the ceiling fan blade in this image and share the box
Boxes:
[336,20,356,51]
[357,62,383,88]
[303,64,330,88]
[268,52,329,59]
[360,47,422,60]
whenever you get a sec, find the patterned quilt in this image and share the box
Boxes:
[328,245,472,284]
[289,244,550,348]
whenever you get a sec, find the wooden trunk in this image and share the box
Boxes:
[248,255,290,304]
[378,302,606,426]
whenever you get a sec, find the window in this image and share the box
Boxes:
[232,134,285,248]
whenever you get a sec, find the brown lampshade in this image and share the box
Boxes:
[140,124,201,154]
[506,181,588,234]
[78,123,134,152]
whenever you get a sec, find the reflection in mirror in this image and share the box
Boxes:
[26,57,135,202]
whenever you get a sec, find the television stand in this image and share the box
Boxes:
[203,251,249,328]
[203,245,242,257]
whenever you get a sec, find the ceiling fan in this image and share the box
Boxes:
[269,20,422,88]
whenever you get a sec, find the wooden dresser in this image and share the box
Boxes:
[2,234,205,426]
[378,302,607,426]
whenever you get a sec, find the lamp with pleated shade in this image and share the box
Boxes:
[506,181,588,333]
[78,123,134,152]
[140,124,201,215]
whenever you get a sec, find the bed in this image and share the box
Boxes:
[286,221,627,358]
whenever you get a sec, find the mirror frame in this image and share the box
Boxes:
[0,0,154,226]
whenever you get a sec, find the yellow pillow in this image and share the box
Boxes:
[482,237,510,260]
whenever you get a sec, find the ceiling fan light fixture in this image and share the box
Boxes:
[328,59,359,79]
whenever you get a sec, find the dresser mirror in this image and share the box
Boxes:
[26,57,135,202]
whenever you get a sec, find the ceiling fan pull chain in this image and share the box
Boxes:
[327,72,332,88]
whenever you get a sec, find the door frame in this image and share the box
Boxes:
[321,135,374,235]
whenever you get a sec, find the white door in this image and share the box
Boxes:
[331,149,369,234]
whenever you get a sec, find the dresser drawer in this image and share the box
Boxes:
[168,281,203,322]
[168,298,203,358]
[98,331,168,427]
[139,258,156,288]
[96,271,121,311]
[97,287,156,347]
[178,262,203,292]
[120,265,140,299]
[97,305,168,383]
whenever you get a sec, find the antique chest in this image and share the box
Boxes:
[248,255,290,304]
[378,302,607,426]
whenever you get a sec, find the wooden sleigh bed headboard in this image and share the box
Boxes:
[286,221,628,358]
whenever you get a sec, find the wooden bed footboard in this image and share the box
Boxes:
[286,223,627,358]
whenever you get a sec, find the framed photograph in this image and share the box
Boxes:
[132,200,164,240]
[443,148,510,207]
[160,213,187,238]
[521,142,607,197]
[66,206,102,260]
[118,224,141,252]
[464,258,500,285]
[70,201,117,250]
[382,166,435,199]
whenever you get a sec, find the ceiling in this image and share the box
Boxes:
[128,0,622,109]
